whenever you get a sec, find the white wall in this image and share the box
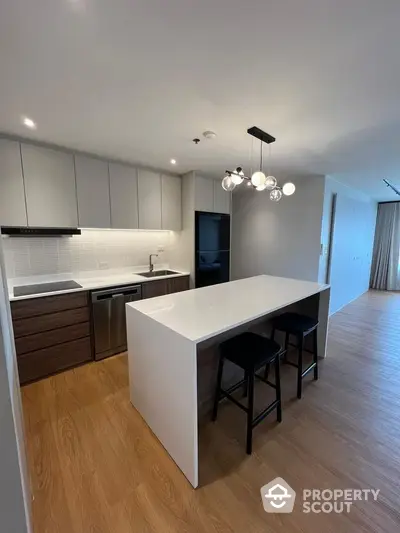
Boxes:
[0,239,32,533]
[319,177,377,314]
[231,175,325,282]
[2,228,184,279]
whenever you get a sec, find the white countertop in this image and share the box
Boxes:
[127,275,329,343]
[8,267,189,301]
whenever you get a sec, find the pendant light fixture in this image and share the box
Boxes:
[221,126,296,201]
[221,174,236,191]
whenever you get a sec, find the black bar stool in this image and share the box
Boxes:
[212,332,283,454]
[266,312,319,399]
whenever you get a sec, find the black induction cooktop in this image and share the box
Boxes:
[13,280,82,297]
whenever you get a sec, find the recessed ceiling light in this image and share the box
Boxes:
[22,117,37,130]
[170,159,177,165]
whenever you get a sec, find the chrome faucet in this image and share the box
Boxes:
[149,253,159,273]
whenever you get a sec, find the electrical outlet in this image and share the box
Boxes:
[99,261,109,270]
[157,245,165,253]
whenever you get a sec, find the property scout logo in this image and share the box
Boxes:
[261,478,380,514]
[261,478,296,513]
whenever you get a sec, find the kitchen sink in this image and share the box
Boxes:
[137,270,180,278]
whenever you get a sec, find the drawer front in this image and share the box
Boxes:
[13,307,89,338]
[11,291,88,320]
[15,321,90,356]
[18,336,92,385]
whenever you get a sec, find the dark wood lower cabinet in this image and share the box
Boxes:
[141,279,169,299]
[167,276,190,294]
[11,291,93,385]
[17,337,92,384]
[142,275,190,299]
[11,276,190,385]
[11,291,88,320]
[13,307,89,338]
[15,322,90,356]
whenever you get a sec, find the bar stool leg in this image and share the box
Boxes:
[275,355,282,423]
[246,371,255,454]
[263,363,270,381]
[297,335,304,399]
[243,370,249,397]
[212,356,224,421]
[313,328,319,381]
[283,331,289,362]
[264,328,276,380]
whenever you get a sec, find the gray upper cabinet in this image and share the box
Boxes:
[213,179,231,214]
[194,176,214,212]
[194,175,230,214]
[138,169,162,229]
[0,139,27,226]
[161,175,181,231]
[109,163,139,229]
[75,155,111,228]
[21,144,78,227]
[4,140,182,231]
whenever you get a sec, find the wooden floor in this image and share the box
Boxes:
[22,290,400,532]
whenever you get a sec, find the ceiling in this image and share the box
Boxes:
[1,0,400,201]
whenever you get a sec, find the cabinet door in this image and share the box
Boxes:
[142,280,168,299]
[21,144,78,227]
[213,179,231,214]
[0,139,27,226]
[75,155,110,228]
[138,169,162,229]
[161,175,181,230]
[167,276,190,294]
[109,163,139,229]
[195,176,214,212]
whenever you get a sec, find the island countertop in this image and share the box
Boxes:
[127,275,329,343]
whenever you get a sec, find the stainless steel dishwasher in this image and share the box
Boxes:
[91,284,142,360]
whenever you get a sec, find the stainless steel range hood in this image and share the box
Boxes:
[1,227,81,236]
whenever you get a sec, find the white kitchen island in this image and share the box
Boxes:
[126,275,330,488]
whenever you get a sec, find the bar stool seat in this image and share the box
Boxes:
[220,332,282,371]
[212,332,283,454]
[271,312,318,335]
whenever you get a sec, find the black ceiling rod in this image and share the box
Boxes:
[383,178,400,196]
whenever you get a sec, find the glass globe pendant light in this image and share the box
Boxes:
[221,174,236,192]
[231,167,244,185]
[265,175,277,190]
[251,171,267,188]
[282,182,296,196]
[270,188,283,202]
[256,181,268,191]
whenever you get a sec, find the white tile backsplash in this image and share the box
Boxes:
[2,229,182,279]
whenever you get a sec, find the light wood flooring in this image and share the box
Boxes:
[22,290,400,532]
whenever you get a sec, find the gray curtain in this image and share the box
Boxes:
[370,202,400,290]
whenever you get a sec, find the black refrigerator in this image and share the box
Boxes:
[195,211,230,288]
